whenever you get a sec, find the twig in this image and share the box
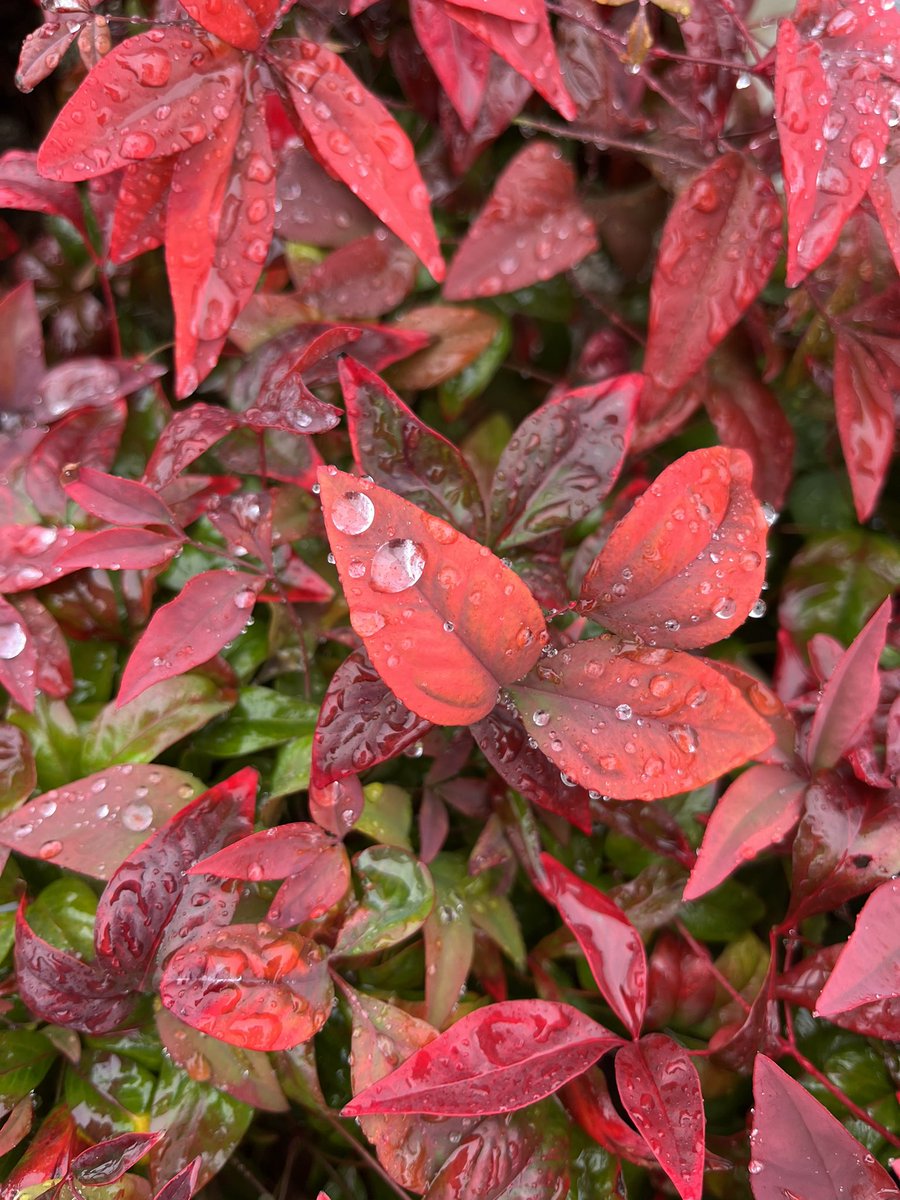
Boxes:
[319,1107,413,1200]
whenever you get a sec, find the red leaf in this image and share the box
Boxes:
[152,1157,202,1200]
[643,154,782,392]
[25,402,126,519]
[775,14,895,285]
[0,1107,76,1198]
[815,878,900,1020]
[490,374,640,550]
[37,29,244,181]
[441,55,533,176]
[0,149,86,235]
[179,0,279,50]
[538,852,647,1037]
[273,146,376,248]
[37,357,166,421]
[807,597,891,771]
[0,281,45,416]
[14,901,135,1033]
[508,639,775,801]
[190,822,336,881]
[0,524,77,593]
[0,594,37,712]
[312,648,433,786]
[444,6,575,120]
[55,527,186,572]
[580,447,769,650]
[275,41,444,279]
[318,466,546,725]
[93,768,256,987]
[11,594,73,700]
[296,233,419,321]
[869,159,900,276]
[444,142,597,300]
[267,846,351,926]
[342,999,621,1116]
[143,403,240,489]
[683,764,807,901]
[16,19,83,94]
[64,465,176,527]
[167,86,275,397]
[246,332,349,436]
[778,945,900,1041]
[750,1055,900,1199]
[0,1095,34,1160]
[341,355,486,539]
[109,158,174,264]
[72,1131,164,1187]
[117,569,265,706]
[0,764,203,879]
[615,1034,705,1200]
[160,923,333,1051]
[410,0,490,130]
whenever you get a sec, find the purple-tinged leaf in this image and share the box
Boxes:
[117,570,265,707]
[72,1131,164,1187]
[16,20,83,94]
[815,878,900,1020]
[410,0,490,130]
[93,768,256,987]
[245,330,349,437]
[63,465,176,527]
[273,146,375,248]
[37,358,166,421]
[26,401,126,519]
[615,1035,705,1200]
[295,233,419,321]
[343,1000,621,1116]
[54,527,186,572]
[778,945,900,1041]
[160,923,333,1051]
[539,852,647,1037]
[0,722,36,813]
[12,594,73,700]
[143,403,240,489]
[490,374,639,550]
[151,1157,202,1200]
[750,1055,900,1199]
[0,595,37,712]
[0,150,86,235]
[683,764,807,901]
[0,282,45,416]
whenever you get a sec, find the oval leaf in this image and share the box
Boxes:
[317,466,546,725]
[333,844,434,957]
[815,879,900,1020]
[190,822,336,881]
[63,466,175,527]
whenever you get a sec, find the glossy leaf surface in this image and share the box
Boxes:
[815,879,900,1020]
[63,466,175,528]
[333,844,434,956]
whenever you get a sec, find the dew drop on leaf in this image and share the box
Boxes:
[121,803,153,832]
[532,709,550,727]
[233,588,258,610]
[332,491,376,536]
[713,596,737,620]
[370,539,426,593]
[0,623,27,659]
[615,704,633,721]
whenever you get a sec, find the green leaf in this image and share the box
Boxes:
[269,733,314,798]
[438,313,511,420]
[190,686,318,756]
[221,616,270,683]
[28,878,98,957]
[8,698,81,791]
[0,723,36,815]
[679,877,765,941]
[149,1059,253,1190]
[0,1030,56,1113]
[70,642,119,707]
[82,675,235,772]
[333,845,434,957]
[86,1026,165,1074]
[64,1049,155,1142]
[461,874,526,970]
[0,856,22,966]
[355,783,412,849]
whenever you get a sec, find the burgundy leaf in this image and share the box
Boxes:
[0,595,37,712]
[778,945,900,1041]
[37,358,166,421]
[750,1055,900,1199]
[440,55,533,176]
[14,902,135,1033]
[25,402,126,520]
[615,1034,705,1200]
[444,142,597,300]
[683,764,807,901]
[318,466,546,725]
[807,597,891,771]
[37,29,245,182]
[93,767,256,987]
[117,569,265,706]
[0,764,203,880]
[490,374,640,550]
[508,639,774,801]
[54,527,186,572]
[11,594,73,700]
[0,1107,77,1198]
[295,233,419,321]
[109,158,175,264]
[64,465,176,527]
[0,281,45,416]
[539,852,647,1037]
[16,20,84,94]
[410,0,490,130]
[268,847,351,926]
[342,1000,621,1116]
[0,1095,34,1160]
[152,1157,202,1200]
[72,1131,164,1187]
[0,524,79,593]
[643,154,782,392]
[580,447,769,650]
[143,403,240,489]
[341,355,486,539]
[160,923,333,1051]
[275,40,444,279]
[312,648,433,787]
[273,146,376,248]
[0,149,86,235]
[389,303,503,391]
[190,822,336,881]
[815,878,900,1020]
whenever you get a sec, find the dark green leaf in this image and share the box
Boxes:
[333,845,434,957]
[0,1031,56,1115]
[190,686,318,756]
[64,1050,155,1142]
[27,878,98,957]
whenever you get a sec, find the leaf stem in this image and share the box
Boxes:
[318,1107,413,1200]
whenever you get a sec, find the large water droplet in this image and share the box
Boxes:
[532,709,550,727]
[331,491,375,536]
[122,803,153,832]
[350,609,386,637]
[713,596,736,620]
[0,623,27,660]
[233,587,257,610]
[370,539,426,593]
[615,703,633,721]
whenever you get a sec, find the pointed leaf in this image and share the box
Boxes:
[318,466,546,725]
[55,527,186,572]
[117,569,265,707]
[160,923,333,1051]
[580,447,769,649]
[444,142,597,300]
[0,764,204,880]
[296,233,419,320]
[341,355,486,539]
[143,403,239,489]
[109,158,174,264]
[509,639,774,801]
[750,1055,900,1199]
[190,821,336,880]
[0,1094,34,1159]
[615,1034,705,1200]
[11,595,72,701]
[0,524,79,593]
[37,29,244,181]
[72,1131,164,1186]
[16,19,83,93]
[643,154,782,392]
[490,374,640,550]
[539,852,647,1037]
[333,844,434,956]
[179,0,279,50]
[152,1157,202,1200]
[276,40,444,279]
[683,764,807,901]
[0,281,45,416]
[268,847,351,926]
[815,878,900,1019]
[0,150,86,234]
[343,999,620,1116]
[410,0,490,130]
[807,597,891,771]
[93,768,256,987]
[64,465,176,527]
[0,595,37,712]
[833,318,897,522]
[26,402,126,519]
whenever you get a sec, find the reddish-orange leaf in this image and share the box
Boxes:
[643,154,782,392]
[317,466,546,725]
[179,0,280,51]
[275,41,444,280]
[580,448,769,650]
[508,639,774,801]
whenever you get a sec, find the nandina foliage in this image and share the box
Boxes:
[0,0,898,1198]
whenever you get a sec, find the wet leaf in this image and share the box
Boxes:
[0,1094,34,1158]
[0,1030,56,1115]
[64,466,176,528]
[815,879,900,1021]
[109,158,174,264]
[389,305,505,391]
[54,528,186,573]
[0,150,86,235]
[333,844,434,956]
[410,0,490,130]
[72,1131,163,1187]
[190,686,318,756]
[179,0,279,50]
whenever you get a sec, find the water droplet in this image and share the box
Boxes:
[749,599,767,618]
[849,135,876,170]
[233,587,257,610]
[38,839,62,860]
[615,703,633,721]
[0,622,27,659]
[370,539,426,593]
[122,803,153,832]
[331,490,375,536]
[350,609,386,637]
[713,596,736,620]
[532,709,550,727]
